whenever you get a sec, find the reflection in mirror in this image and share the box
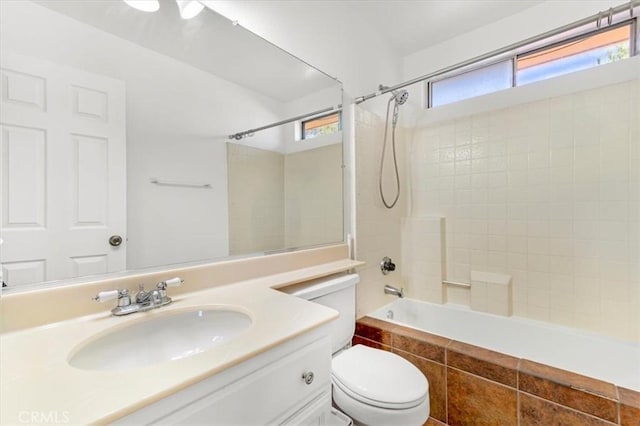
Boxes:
[0,0,343,292]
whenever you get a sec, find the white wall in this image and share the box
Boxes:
[1,1,284,269]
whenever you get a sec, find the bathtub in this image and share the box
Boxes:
[369,298,640,392]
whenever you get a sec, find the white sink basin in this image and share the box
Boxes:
[68,308,252,371]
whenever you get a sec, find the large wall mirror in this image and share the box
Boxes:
[0,0,344,292]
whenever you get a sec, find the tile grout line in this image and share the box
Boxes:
[447,365,519,392]
[522,392,620,426]
[615,385,620,425]
[444,343,448,425]
[516,358,521,426]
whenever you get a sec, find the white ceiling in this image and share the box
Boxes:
[343,0,546,56]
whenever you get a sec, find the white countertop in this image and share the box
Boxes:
[0,260,362,425]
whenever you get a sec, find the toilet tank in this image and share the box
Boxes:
[288,273,359,354]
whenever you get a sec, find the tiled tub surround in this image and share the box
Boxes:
[369,298,639,392]
[407,79,640,341]
[354,105,409,317]
[354,317,640,426]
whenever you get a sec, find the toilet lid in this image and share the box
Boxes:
[331,345,428,410]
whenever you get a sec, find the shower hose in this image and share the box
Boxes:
[378,97,401,209]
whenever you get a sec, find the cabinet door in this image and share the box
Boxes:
[280,393,332,426]
[154,336,331,425]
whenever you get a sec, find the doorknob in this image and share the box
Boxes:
[109,235,123,247]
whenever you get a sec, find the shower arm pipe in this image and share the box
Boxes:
[229,104,342,140]
[354,0,639,104]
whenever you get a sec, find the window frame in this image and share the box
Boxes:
[300,110,342,141]
[515,20,634,84]
[426,16,637,109]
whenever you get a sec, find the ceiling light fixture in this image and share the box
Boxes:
[176,0,205,19]
[122,0,160,12]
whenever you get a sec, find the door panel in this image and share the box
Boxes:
[3,125,46,227]
[70,255,108,277]
[1,68,46,111]
[73,133,108,226]
[1,260,45,286]
[0,52,126,287]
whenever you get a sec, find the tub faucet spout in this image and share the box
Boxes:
[384,284,404,298]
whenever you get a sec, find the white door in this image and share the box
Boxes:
[0,52,126,287]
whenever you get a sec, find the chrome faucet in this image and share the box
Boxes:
[135,284,163,306]
[384,284,404,298]
[380,257,396,275]
[93,277,183,316]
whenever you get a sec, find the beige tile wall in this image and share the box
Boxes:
[228,142,344,255]
[284,144,343,248]
[227,143,285,255]
[401,217,446,303]
[354,106,409,317]
[408,80,640,341]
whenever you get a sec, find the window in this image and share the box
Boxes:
[516,24,632,85]
[427,18,636,108]
[431,60,512,107]
[301,111,341,140]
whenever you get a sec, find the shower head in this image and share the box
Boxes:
[378,84,409,105]
[392,90,409,105]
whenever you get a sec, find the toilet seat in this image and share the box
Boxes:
[331,345,428,410]
[332,382,430,426]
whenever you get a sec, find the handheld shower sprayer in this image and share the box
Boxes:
[378,84,409,209]
[392,89,409,105]
[379,85,409,105]
[391,90,408,125]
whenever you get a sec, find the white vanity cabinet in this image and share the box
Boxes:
[115,327,333,425]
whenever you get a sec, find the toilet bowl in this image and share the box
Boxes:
[332,345,430,425]
[288,274,430,426]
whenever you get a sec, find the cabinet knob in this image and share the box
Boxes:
[301,371,314,385]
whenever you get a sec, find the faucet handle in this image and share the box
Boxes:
[380,257,396,275]
[93,290,119,302]
[156,277,183,290]
[93,289,131,307]
[94,289,130,302]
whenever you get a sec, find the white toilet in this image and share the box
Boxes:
[290,273,430,426]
